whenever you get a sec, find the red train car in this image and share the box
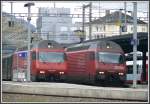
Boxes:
[125,52,148,84]
[65,40,127,85]
[12,40,67,81]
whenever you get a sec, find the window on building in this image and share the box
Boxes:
[8,21,14,27]
[104,26,106,31]
[131,27,133,31]
[71,27,77,31]
[142,28,145,32]
[96,35,100,39]
[95,26,98,32]
[61,34,68,40]
[99,26,103,31]
[60,27,68,32]
[43,11,49,16]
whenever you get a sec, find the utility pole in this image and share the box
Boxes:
[11,2,13,21]
[124,2,127,32]
[119,9,123,35]
[17,49,18,81]
[133,2,137,88]
[24,3,34,82]
[10,2,14,27]
[82,2,92,40]
[89,2,92,40]
[82,4,85,39]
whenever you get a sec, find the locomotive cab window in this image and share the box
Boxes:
[39,52,65,63]
[98,52,125,64]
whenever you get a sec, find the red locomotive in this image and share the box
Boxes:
[65,40,127,85]
[12,40,67,81]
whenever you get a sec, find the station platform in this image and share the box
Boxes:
[2,81,148,101]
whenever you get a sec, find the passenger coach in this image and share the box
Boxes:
[125,51,148,84]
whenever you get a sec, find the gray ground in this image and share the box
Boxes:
[2,93,144,102]
[2,81,148,102]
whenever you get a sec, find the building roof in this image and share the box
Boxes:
[87,11,147,25]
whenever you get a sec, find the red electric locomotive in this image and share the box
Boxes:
[65,40,127,85]
[12,40,67,81]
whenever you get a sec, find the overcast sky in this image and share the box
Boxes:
[2,1,148,27]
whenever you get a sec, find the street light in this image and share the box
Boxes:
[24,2,34,82]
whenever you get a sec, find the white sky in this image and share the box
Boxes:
[2,1,148,27]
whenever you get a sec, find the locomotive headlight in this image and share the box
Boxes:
[48,45,51,48]
[48,43,53,48]
[59,72,64,74]
[40,71,45,74]
[99,72,104,74]
[106,43,110,48]
[118,73,124,75]
[106,45,110,48]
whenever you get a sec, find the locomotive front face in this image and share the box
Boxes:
[95,52,126,82]
[32,51,67,81]
[95,41,127,83]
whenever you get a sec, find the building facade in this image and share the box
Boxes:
[36,7,80,44]
[2,12,36,55]
[85,11,148,40]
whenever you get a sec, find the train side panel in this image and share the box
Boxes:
[66,51,95,83]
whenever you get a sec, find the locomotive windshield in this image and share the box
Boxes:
[39,52,65,63]
[98,52,125,64]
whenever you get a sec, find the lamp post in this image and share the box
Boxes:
[24,2,34,82]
